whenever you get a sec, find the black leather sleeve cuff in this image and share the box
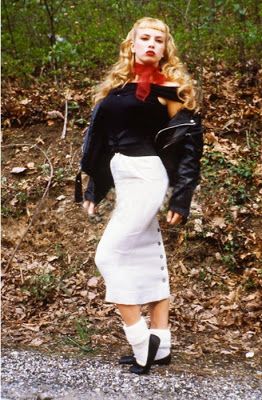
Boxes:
[84,177,95,202]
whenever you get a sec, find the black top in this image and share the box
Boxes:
[98,83,183,156]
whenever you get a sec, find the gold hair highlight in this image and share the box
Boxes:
[92,17,198,110]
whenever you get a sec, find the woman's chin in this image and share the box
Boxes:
[136,58,159,66]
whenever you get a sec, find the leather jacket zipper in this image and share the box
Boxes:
[155,121,196,142]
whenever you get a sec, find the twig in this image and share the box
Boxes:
[185,0,192,23]
[69,149,79,170]
[246,122,252,149]
[61,99,68,139]
[2,143,54,274]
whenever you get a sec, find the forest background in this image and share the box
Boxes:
[2,0,262,370]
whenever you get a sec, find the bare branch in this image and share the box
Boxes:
[2,143,54,274]
[185,0,192,23]
[61,99,68,139]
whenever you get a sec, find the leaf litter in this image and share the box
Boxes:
[1,63,261,370]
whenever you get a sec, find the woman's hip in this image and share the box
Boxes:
[110,153,169,185]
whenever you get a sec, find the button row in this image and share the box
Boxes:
[157,227,166,283]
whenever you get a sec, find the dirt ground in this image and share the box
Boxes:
[1,121,261,372]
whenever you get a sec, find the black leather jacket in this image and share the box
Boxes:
[75,106,203,224]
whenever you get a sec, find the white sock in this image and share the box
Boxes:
[150,328,171,360]
[123,317,150,366]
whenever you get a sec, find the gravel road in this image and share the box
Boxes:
[1,348,261,400]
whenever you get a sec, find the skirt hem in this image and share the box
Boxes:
[105,289,170,305]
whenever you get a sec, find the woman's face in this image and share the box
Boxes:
[132,27,166,67]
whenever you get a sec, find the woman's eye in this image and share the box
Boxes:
[139,36,163,43]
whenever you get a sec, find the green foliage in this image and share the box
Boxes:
[200,130,259,273]
[23,272,58,301]
[1,204,15,218]
[16,191,29,205]
[75,318,94,342]
[54,167,65,182]
[40,163,50,176]
[221,253,238,272]
[62,318,96,353]
[244,277,257,291]
[231,160,255,180]
[2,0,262,80]
[1,179,28,218]
[54,242,65,260]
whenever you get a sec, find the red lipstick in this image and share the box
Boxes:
[146,51,155,56]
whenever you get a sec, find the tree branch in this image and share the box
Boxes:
[2,144,54,274]
[61,99,68,139]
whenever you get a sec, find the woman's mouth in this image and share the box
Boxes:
[146,51,155,56]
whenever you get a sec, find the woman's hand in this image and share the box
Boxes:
[83,200,96,215]
[166,210,183,225]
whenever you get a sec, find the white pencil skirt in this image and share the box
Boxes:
[95,152,170,305]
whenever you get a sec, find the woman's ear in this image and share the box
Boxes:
[130,42,135,53]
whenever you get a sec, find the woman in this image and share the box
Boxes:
[76,17,203,375]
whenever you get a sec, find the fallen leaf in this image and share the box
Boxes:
[179,261,188,274]
[223,119,235,129]
[47,256,59,262]
[29,338,44,346]
[11,167,27,174]
[87,277,99,287]
[211,216,226,229]
[10,197,18,206]
[27,162,35,169]
[46,110,64,120]
[19,98,31,105]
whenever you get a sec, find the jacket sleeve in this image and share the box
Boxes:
[83,152,114,205]
[84,177,95,202]
[80,104,104,176]
[79,102,114,205]
[167,130,203,223]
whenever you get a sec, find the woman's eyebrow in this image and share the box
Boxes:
[140,34,164,39]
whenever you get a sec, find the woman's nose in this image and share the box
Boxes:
[148,40,155,48]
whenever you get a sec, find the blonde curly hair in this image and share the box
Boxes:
[92,17,197,110]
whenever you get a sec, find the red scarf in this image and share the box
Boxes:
[133,62,166,101]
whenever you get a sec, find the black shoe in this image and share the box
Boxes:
[119,353,171,366]
[155,353,171,365]
[129,334,160,375]
[119,355,135,365]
